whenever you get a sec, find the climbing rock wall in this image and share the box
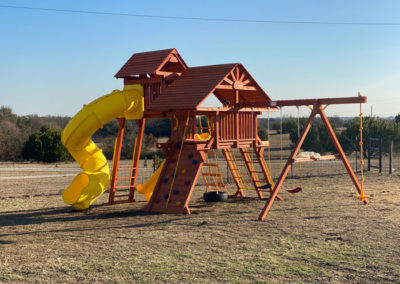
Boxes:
[147,144,205,214]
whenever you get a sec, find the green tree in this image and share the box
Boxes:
[22,126,71,162]
[395,114,400,123]
[258,128,268,141]
[287,120,337,154]
[340,117,400,155]
[152,154,164,172]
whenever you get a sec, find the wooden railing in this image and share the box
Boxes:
[143,83,162,110]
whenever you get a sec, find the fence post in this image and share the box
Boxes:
[389,140,393,175]
[379,138,382,173]
[368,138,371,171]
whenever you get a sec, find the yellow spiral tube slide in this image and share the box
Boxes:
[61,85,144,210]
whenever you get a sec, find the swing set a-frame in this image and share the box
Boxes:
[259,95,369,221]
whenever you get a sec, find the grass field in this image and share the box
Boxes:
[0,162,399,283]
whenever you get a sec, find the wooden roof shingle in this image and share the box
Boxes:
[148,64,237,111]
[148,63,271,111]
[115,48,186,78]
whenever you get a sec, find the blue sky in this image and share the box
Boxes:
[0,0,399,118]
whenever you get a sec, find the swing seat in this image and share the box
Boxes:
[258,183,272,190]
[287,187,302,194]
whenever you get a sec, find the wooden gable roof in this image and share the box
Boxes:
[148,63,271,111]
[115,48,187,78]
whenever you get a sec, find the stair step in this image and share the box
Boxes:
[203,163,217,167]
[202,173,222,177]
[205,183,226,187]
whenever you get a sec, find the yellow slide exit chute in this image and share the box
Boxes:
[61,85,144,210]
[136,161,165,202]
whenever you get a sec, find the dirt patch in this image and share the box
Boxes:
[0,164,399,283]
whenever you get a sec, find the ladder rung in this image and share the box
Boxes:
[250,171,264,173]
[115,185,132,189]
[114,194,130,198]
[253,180,267,183]
[118,167,137,171]
[242,151,256,154]
[202,173,222,177]
[116,176,135,180]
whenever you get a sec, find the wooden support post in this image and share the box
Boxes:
[109,118,126,205]
[258,107,318,221]
[215,112,220,148]
[318,108,367,200]
[379,138,382,173]
[128,118,146,202]
[389,140,393,175]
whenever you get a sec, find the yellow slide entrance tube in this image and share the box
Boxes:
[61,85,144,210]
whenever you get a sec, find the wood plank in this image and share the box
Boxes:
[272,96,367,107]
[215,85,257,91]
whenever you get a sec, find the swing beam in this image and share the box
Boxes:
[259,95,369,221]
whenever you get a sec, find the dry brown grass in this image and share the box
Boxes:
[0,162,399,283]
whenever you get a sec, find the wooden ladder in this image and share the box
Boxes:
[201,150,226,193]
[109,118,145,205]
[222,149,247,198]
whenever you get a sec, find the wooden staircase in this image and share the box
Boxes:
[223,147,276,199]
[222,149,246,198]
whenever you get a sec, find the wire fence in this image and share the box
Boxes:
[116,136,399,192]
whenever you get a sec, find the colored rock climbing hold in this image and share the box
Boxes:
[173,189,179,195]
[192,160,198,165]
[181,169,187,174]
[155,198,161,204]
[176,201,182,206]
[163,194,169,199]
[188,154,193,159]
[176,144,181,149]
[163,178,169,183]
[170,174,175,178]
[184,180,191,186]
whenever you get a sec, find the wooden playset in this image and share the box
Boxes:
[103,48,368,220]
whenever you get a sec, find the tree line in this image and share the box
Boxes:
[258,114,400,156]
[0,106,169,162]
[1,105,399,162]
